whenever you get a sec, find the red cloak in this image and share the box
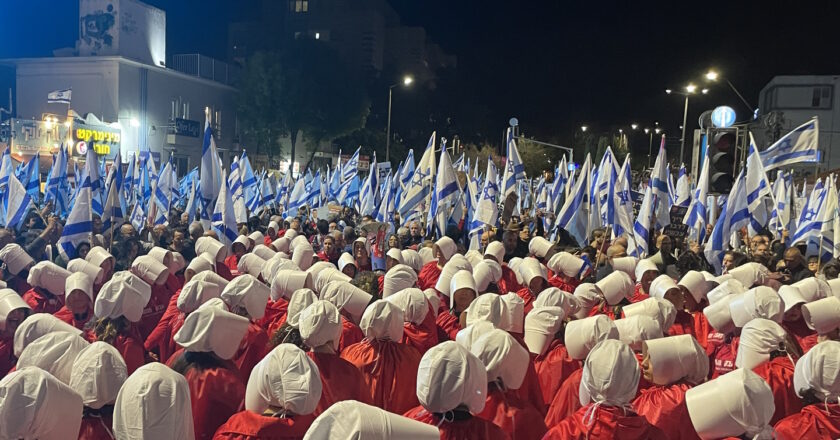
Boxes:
[544,368,583,428]
[515,287,536,315]
[22,287,63,314]
[183,365,246,440]
[543,404,667,440]
[144,291,184,361]
[213,410,315,440]
[475,383,547,439]
[108,332,145,375]
[667,310,711,351]
[706,332,739,379]
[404,406,511,440]
[632,381,701,440]
[400,303,439,355]
[417,261,443,291]
[500,265,523,293]
[629,284,649,303]
[783,317,819,354]
[534,340,582,408]
[338,316,364,354]
[753,356,803,425]
[774,403,840,440]
[306,351,372,415]
[78,413,115,440]
[340,338,422,415]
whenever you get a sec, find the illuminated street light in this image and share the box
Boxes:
[685,84,697,94]
[403,75,414,86]
[702,88,709,94]
[631,123,639,130]
[644,128,650,134]
[705,70,719,81]
[665,89,672,94]
[386,74,415,161]
[580,125,588,132]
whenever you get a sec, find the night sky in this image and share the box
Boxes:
[2,0,840,145]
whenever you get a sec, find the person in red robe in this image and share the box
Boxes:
[404,340,510,440]
[341,300,423,415]
[224,237,250,274]
[385,288,438,355]
[544,315,619,428]
[469,328,547,438]
[112,363,194,439]
[0,367,84,439]
[22,261,70,314]
[168,301,250,440]
[69,342,127,440]
[219,274,272,380]
[774,341,840,439]
[515,257,550,314]
[131,255,175,340]
[93,271,152,374]
[633,334,707,440]
[54,272,95,335]
[436,270,478,342]
[318,280,372,352]
[213,342,321,440]
[778,285,819,353]
[263,221,280,247]
[298,300,372,415]
[417,236,458,290]
[524,306,581,408]
[545,339,667,440]
[0,290,30,375]
[0,243,35,294]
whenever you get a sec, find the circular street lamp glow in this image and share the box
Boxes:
[631,123,639,130]
[705,70,719,81]
[403,76,414,86]
[685,84,698,94]
[702,88,709,94]
[665,89,673,94]
[581,125,588,132]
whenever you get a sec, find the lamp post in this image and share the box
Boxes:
[705,69,754,112]
[666,84,707,167]
[645,125,662,168]
[386,75,413,162]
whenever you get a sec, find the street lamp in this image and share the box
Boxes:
[631,123,639,130]
[580,125,588,132]
[386,74,414,162]
[704,69,754,111]
[665,84,702,167]
[645,124,662,168]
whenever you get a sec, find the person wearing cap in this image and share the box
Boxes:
[113,362,195,439]
[264,221,280,246]
[341,300,423,415]
[546,251,589,294]
[379,263,417,298]
[437,270,477,341]
[471,329,548,438]
[417,237,458,291]
[168,301,250,439]
[224,236,251,274]
[0,366,84,440]
[774,341,840,438]
[630,259,658,303]
[132,255,177,340]
[779,281,822,353]
[686,368,776,440]
[544,340,666,439]
[2,298,45,373]
[525,306,581,409]
[220,275,271,380]
[0,243,35,293]
[54,272,96,334]
[586,270,635,320]
[93,271,152,374]
[337,252,358,279]
[484,241,523,294]
[86,246,116,291]
[739,318,803,425]
[304,400,440,439]
[544,315,619,427]
[297,301,372,415]
[670,270,713,350]
[21,261,70,314]
[70,342,128,439]
[351,237,372,272]
[404,341,510,439]
[386,288,439,355]
[516,257,551,314]
[633,334,708,439]
[265,288,317,352]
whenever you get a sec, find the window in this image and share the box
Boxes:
[765,85,834,111]
[214,109,222,139]
[290,0,308,12]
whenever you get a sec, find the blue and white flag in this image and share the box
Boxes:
[649,136,671,229]
[816,177,839,261]
[501,128,526,198]
[359,154,379,216]
[152,158,177,225]
[431,148,460,237]
[704,169,749,273]
[44,147,70,218]
[613,154,635,247]
[211,171,239,246]
[398,132,436,224]
[684,148,711,243]
[792,178,828,256]
[675,164,691,207]
[47,88,72,104]
[57,176,93,259]
[767,171,792,239]
[745,132,775,235]
[0,148,12,193]
[19,155,41,202]
[286,177,307,218]
[129,200,146,232]
[596,147,619,227]
[469,159,500,249]
[400,149,415,190]
[102,152,126,235]
[760,117,819,171]
[84,147,103,217]
[375,172,396,226]
[184,179,198,223]
[199,120,223,228]
[556,154,592,246]
[229,157,248,224]
[632,186,655,257]
[305,170,322,209]
[240,151,259,210]
[2,173,32,230]
[342,147,361,183]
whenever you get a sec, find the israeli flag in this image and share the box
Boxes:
[240,151,259,210]
[0,148,12,194]
[399,132,436,223]
[342,147,361,183]
[792,178,826,250]
[84,147,104,217]
[613,154,636,247]
[2,173,32,230]
[400,149,415,190]
[760,117,819,171]
[184,179,198,223]
[359,154,379,216]
[649,136,671,229]
[767,171,791,238]
[286,178,307,218]
[102,152,126,235]
[675,164,691,207]
[200,120,224,228]
[19,155,40,202]
[501,128,526,198]
[745,132,775,236]
[704,169,749,273]
[44,147,70,218]
[684,148,711,243]
[47,88,72,104]
[469,159,500,248]
[596,147,619,227]
[211,172,239,246]
[432,148,460,237]
[556,154,592,246]
[375,172,396,226]
[816,176,839,261]
[228,158,248,223]
[57,176,93,259]
[153,158,177,225]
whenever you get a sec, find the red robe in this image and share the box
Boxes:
[475,383,547,439]
[53,306,95,338]
[404,406,511,440]
[753,356,802,425]
[534,340,581,408]
[217,264,235,281]
[543,404,668,440]
[213,410,315,440]
[263,236,275,247]
[78,412,114,440]
[6,277,31,295]
[108,333,145,375]
[436,310,461,342]
[137,283,174,341]
[515,287,537,315]
[629,284,650,303]
[0,336,14,377]
[547,274,578,294]
[513,354,547,416]
[340,338,422,415]
[306,351,372,415]
[234,323,269,381]
[417,261,443,291]
[338,317,364,354]
[774,403,840,440]
[706,332,739,379]
[632,381,701,440]
[224,254,240,274]
[144,291,184,362]
[783,317,819,354]
[544,368,584,428]
[500,265,523,294]
[258,299,290,337]
[668,310,711,351]
[587,303,618,320]
[400,303,439,355]
[183,365,246,440]
[22,287,63,314]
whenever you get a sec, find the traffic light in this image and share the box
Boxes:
[709,128,737,193]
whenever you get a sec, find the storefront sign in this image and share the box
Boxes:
[72,122,120,158]
[174,118,201,137]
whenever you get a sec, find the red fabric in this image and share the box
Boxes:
[144,291,184,362]
[774,404,840,440]
[165,272,183,294]
[632,381,701,440]
[263,236,274,246]
[306,351,372,415]
[6,277,31,295]
[753,356,803,425]
[404,406,511,440]
[515,287,537,315]
[213,410,315,440]
[22,287,63,314]
[436,311,461,342]
[217,264,235,281]
[668,310,711,351]
[513,354,547,416]
[544,368,583,428]
[224,254,240,273]
[108,333,145,375]
[338,317,364,354]
[258,299,290,337]
[629,284,649,303]
[78,414,115,440]
[500,265,523,293]
[340,338,422,415]
[137,283,173,341]
[234,323,269,381]
[400,303,439,355]
[706,332,739,379]
[475,384,547,439]
[53,306,95,339]
[586,303,617,320]
[534,340,581,408]
[542,404,668,440]
[783,317,819,354]
[547,274,578,294]
[0,336,14,377]
[377,275,384,295]
[182,365,246,440]
[417,261,443,290]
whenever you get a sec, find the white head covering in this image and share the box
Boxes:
[0,367,83,440]
[352,237,370,256]
[401,249,423,272]
[320,281,373,324]
[174,301,250,359]
[94,271,152,322]
[534,287,580,317]
[245,343,322,416]
[791,277,830,302]
[386,248,405,265]
[548,252,588,278]
[237,253,267,279]
[220,274,270,320]
[614,315,663,351]
[299,300,343,351]
[69,342,127,409]
[195,236,228,262]
[85,246,114,269]
[470,329,530,390]
[455,320,496,351]
[623,297,677,331]
[436,255,472,296]
[67,259,104,285]
[686,368,775,440]
[703,294,739,335]
[435,236,457,261]
[500,292,525,333]
[271,270,313,301]
[130,255,169,286]
[360,300,404,341]
[249,231,265,247]
[464,249,483,268]
[726,262,769,288]
[12,313,82,357]
[473,260,503,293]
[519,257,548,286]
[595,270,634,305]
[186,252,216,277]
[579,339,640,407]
[16,332,89,385]
[272,237,291,254]
[610,257,638,280]
[233,235,251,253]
[529,236,553,259]
[383,264,418,297]
[644,334,709,385]
[305,261,334,281]
[292,242,315,271]
[735,318,788,370]
[385,288,428,326]
[484,241,505,263]
[148,247,173,266]
[678,270,712,303]
[65,272,94,304]
[793,340,840,401]
[465,293,505,328]
[565,315,620,360]
[337,252,357,272]
[26,261,71,296]
[572,283,600,319]
[314,268,352,294]
[649,274,681,301]
[707,278,747,305]
[177,278,223,313]
[286,289,318,328]
[0,288,29,332]
[267,221,280,235]
[524,306,565,356]
[634,259,659,283]
[802,296,840,335]
[729,286,784,327]
[778,285,807,313]
[252,244,277,261]
[0,243,34,275]
[417,341,487,413]
[303,400,440,440]
[113,363,194,440]
[418,247,435,265]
